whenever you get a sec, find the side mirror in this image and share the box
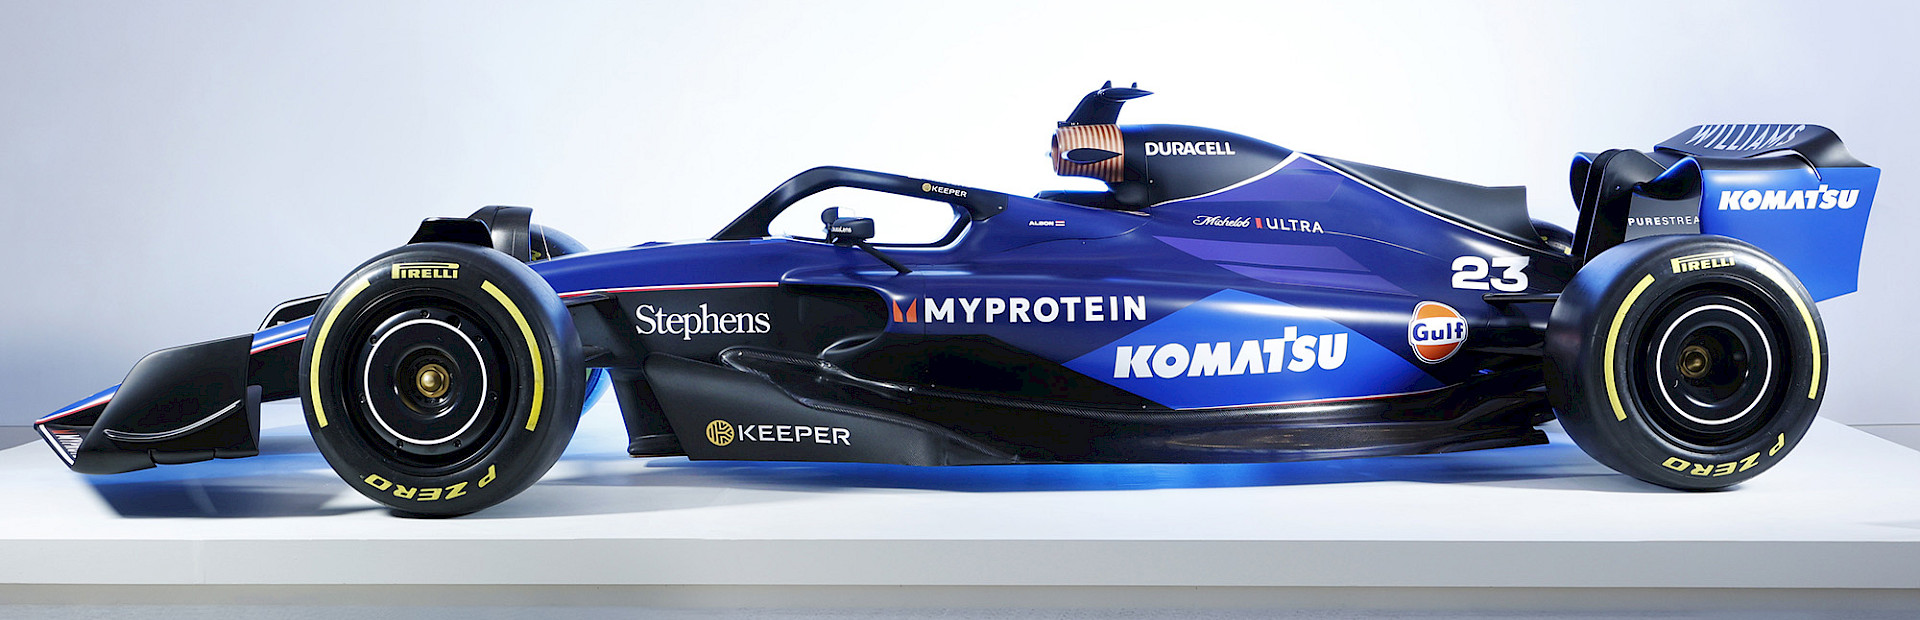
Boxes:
[817,208,909,275]
[827,217,876,246]
[819,207,873,244]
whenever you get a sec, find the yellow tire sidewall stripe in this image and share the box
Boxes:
[1605,274,1658,422]
[1759,268,1822,400]
[481,280,545,432]
[308,277,371,428]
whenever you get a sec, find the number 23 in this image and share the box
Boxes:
[1452,256,1529,292]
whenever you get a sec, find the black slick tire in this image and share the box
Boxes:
[1545,235,1825,490]
[300,242,583,516]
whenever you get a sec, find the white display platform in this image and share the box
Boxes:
[4,400,1920,590]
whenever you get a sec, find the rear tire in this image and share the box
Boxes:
[300,242,583,516]
[1545,235,1824,490]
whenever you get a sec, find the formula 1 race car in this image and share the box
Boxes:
[34,83,1879,516]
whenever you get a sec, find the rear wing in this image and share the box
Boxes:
[1570,124,1878,301]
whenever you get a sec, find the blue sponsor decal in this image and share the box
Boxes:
[1065,289,1440,409]
[1698,166,1877,301]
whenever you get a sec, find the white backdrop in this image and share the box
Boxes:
[2,1,1913,424]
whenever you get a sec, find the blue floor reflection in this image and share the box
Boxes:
[82,403,1651,519]
[607,444,1610,493]
[85,433,378,518]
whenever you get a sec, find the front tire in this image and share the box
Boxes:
[300,242,583,516]
[1545,235,1825,490]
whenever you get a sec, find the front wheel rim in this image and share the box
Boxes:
[349,299,510,468]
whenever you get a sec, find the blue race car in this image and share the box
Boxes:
[34,84,1879,516]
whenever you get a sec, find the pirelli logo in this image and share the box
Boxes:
[392,262,460,280]
[1670,252,1735,274]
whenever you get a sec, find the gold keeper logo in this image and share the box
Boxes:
[705,419,735,446]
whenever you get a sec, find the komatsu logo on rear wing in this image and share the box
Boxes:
[1718,186,1861,211]
[1112,327,1348,379]
[1697,163,1878,302]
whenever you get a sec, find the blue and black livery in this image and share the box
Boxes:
[33,84,1878,515]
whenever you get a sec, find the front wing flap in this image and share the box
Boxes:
[32,318,310,474]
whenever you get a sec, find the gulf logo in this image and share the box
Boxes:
[1407,301,1468,363]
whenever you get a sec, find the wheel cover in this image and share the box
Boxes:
[1635,289,1785,449]
[348,297,510,468]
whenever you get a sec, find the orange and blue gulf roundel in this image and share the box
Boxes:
[1408,301,1468,364]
